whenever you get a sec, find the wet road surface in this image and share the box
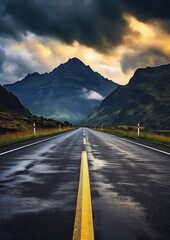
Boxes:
[0,128,170,240]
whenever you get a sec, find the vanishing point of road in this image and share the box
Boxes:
[0,128,170,240]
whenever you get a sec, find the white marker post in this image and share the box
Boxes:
[137,121,140,136]
[59,124,61,131]
[33,122,36,136]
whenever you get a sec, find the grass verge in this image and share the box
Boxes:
[95,128,170,147]
[0,127,75,147]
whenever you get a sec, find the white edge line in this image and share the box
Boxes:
[121,138,170,156]
[0,135,59,156]
[91,129,170,156]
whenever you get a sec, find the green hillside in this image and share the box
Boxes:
[81,64,170,129]
[0,85,30,115]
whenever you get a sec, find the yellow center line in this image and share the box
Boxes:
[83,137,86,145]
[73,151,94,240]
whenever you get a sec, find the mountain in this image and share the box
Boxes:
[81,64,170,129]
[4,58,117,123]
[0,85,30,115]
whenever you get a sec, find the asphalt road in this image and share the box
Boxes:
[0,128,170,240]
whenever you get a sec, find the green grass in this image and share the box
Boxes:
[0,127,75,147]
[95,127,170,147]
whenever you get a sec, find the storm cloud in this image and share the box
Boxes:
[0,0,170,52]
[0,0,170,84]
[121,48,170,74]
[0,48,5,71]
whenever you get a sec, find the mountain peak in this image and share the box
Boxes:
[52,57,85,73]
[67,57,84,65]
[26,72,40,77]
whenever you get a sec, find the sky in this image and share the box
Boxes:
[0,0,170,85]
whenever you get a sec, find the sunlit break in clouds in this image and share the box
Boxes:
[0,0,170,85]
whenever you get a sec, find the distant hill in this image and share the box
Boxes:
[4,58,117,123]
[81,64,170,129]
[0,85,30,115]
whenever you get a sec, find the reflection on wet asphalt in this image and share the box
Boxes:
[86,129,170,240]
[0,129,82,240]
[0,128,170,240]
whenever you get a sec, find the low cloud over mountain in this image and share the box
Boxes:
[81,88,104,101]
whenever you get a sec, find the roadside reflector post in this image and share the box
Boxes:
[101,125,103,130]
[33,122,36,136]
[137,121,140,136]
[59,124,61,131]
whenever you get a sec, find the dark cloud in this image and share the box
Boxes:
[122,0,170,21]
[1,0,169,53]
[0,0,170,84]
[0,48,5,71]
[0,4,21,40]
[121,48,170,74]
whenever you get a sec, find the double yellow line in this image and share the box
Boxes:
[73,132,94,240]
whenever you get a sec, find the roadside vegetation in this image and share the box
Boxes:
[95,126,170,147]
[0,111,75,147]
[0,112,65,133]
[0,127,75,147]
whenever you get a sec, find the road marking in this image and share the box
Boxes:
[0,135,60,156]
[83,137,86,145]
[91,129,170,156]
[73,151,94,240]
[122,138,170,156]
